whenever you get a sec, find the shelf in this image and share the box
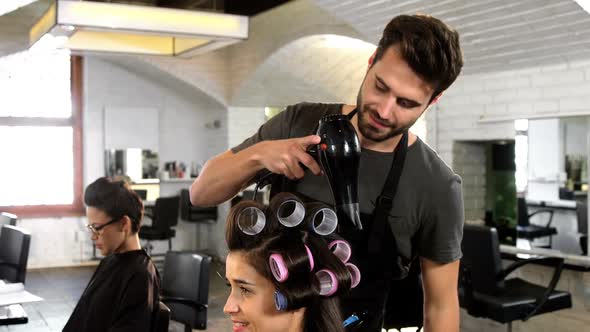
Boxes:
[160,178,196,183]
[133,178,160,184]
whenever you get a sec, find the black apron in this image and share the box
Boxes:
[339,109,421,331]
[265,108,422,331]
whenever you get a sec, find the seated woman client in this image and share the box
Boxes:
[224,192,362,332]
[63,177,160,332]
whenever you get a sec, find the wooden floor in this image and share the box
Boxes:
[0,260,232,332]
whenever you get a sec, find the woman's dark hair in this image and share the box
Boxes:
[226,193,352,332]
[374,14,463,101]
[84,177,144,233]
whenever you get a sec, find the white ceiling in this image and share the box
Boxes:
[312,0,590,74]
[3,0,590,76]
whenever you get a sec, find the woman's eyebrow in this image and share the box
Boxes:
[233,278,256,286]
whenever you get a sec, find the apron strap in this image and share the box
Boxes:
[368,130,409,254]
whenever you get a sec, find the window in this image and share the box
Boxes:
[0,35,83,217]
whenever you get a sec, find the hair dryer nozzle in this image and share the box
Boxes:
[337,203,363,230]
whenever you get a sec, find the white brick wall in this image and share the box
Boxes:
[453,142,487,220]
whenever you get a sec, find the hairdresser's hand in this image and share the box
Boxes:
[254,135,322,180]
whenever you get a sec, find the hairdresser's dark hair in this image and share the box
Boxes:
[226,193,351,332]
[374,14,463,101]
[84,177,144,233]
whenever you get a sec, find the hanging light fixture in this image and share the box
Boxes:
[28,0,248,57]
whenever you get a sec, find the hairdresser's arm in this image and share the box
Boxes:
[421,258,460,332]
[190,135,322,207]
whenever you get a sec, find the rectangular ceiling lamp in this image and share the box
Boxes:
[32,0,248,57]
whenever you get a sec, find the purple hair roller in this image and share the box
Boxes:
[237,206,266,235]
[316,269,338,296]
[308,206,338,235]
[345,263,361,288]
[328,240,351,263]
[276,198,305,227]
[274,290,288,311]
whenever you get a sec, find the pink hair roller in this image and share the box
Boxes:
[304,245,314,271]
[269,254,289,282]
[345,263,361,288]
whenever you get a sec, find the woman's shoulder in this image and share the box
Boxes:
[114,250,158,278]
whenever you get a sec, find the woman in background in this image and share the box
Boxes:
[63,177,160,332]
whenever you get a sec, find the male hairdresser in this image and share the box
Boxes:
[191,14,465,332]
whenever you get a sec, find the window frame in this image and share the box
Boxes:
[0,56,84,218]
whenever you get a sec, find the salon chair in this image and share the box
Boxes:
[576,201,588,255]
[516,197,557,248]
[152,301,170,332]
[180,189,217,223]
[161,251,211,331]
[0,212,17,236]
[139,196,180,256]
[0,225,31,284]
[460,224,572,332]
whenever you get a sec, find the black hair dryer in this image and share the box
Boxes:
[310,113,363,230]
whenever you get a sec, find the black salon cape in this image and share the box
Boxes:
[63,249,160,332]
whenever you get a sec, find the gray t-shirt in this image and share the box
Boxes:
[232,102,464,264]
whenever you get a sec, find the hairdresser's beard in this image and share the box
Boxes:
[355,90,406,143]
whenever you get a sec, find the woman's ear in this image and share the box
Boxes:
[120,215,133,234]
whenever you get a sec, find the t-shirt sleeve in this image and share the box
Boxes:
[108,269,159,332]
[418,174,464,263]
[230,104,297,154]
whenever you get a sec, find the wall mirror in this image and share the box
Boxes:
[104,148,159,182]
[516,116,589,256]
[456,116,589,258]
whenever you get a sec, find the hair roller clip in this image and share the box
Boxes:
[269,254,289,282]
[328,240,351,263]
[274,290,288,311]
[345,263,361,288]
[316,269,338,296]
[304,244,314,271]
[273,194,306,227]
[306,204,338,236]
[237,206,266,235]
